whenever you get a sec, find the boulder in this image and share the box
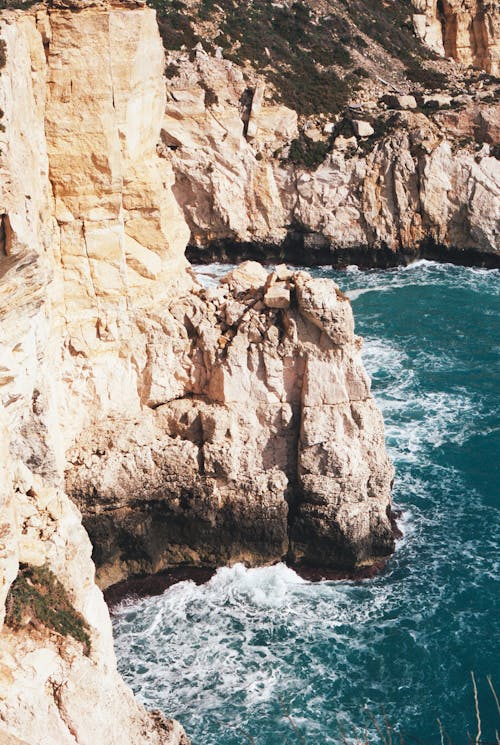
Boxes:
[352,120,375,137]
[264,282,291,309]
[221,260,269,292]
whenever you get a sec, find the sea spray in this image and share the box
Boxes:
[113,261,499,744]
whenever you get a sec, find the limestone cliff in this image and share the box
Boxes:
[0,2,396,742]
[65,262,394,587]
[411,0,500,75]
[2,0,496,741]
[0,5,190,743]
[141,0,499,265]
[160,50,499,265]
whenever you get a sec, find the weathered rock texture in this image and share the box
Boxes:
[65,262,395,586]
[0,5,190,743]
[412,0,500,74]
[0,2,397,742]
[160,53,500,264]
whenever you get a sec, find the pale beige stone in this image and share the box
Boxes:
[65,266,394,582]
[397,95,418,110]
[0,8,190,744]
[412,11,445,56]
[411,0,499,73]
[424,94,452,106]
[161,56,499,259]
[304,126,323,142]
[352,120,375,137]
[274,263,294,281]
[246,81,265,139]
[334,134,358,151]
[252,105,298,148]
[264,282,291,309]
[221,260,269,291]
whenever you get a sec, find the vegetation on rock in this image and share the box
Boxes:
[0,0,39,8]
[148,0,446,115]
[286,137,331,168]
[5,564,91,654]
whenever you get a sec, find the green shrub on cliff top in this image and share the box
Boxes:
[147,0,444,115]
[5,564,91,654]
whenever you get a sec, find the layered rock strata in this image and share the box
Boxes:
[160,53,500,265]
[0,5,190,743]
[412,0,500,75]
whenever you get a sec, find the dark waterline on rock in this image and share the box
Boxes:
[113,260,500,745]
[105,508,404,609]
[187,236,500,270]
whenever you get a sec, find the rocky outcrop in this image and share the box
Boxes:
[0,6,190,743]
[161,54,500,264]
[65,262,395,587]
[1,0,496,740]
[0,421,188,745]
[160,50,297,247]
[0,2,397,742]
[412,0,500,75]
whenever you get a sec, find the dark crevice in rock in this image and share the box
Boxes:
[0,214,13,257]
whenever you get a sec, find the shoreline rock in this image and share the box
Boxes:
[103,551,401,611]
[66,263,395,589]
[186,239,500,270]
[1,0,496,741]
[0,6,191,743]
[160,51,500,264]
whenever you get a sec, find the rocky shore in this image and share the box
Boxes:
[156,0,499,266]
[66,262,395,589]
[0,0,498,742]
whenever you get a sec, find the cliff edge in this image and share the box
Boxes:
[0,3,190,742]
[147,0,499,265]
[0,2,395,743]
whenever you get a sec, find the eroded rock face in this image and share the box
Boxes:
[412,0,500,74]
[160,56,500,263]
[65,264,395,587]
[160,52,296,247]
[0,7,189,743]
[0,3,397,741]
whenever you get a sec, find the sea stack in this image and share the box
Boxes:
[1,0,498,741]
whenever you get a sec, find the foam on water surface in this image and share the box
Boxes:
[114,261,500,744]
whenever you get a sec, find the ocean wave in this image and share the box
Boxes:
[192,263,237,288]
[113,262,500,745]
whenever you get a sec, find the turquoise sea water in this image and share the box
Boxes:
[112,261,499,744]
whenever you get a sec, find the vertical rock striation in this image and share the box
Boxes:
[0,0,397,741]
[66,263,395,587]
[160,56,500,263]
[0,5,190,743]
[412,0,500,74]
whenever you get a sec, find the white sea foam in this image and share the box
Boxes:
[360,335,485,466]
[346,285,392,301]
[192,263,237,288]
[113,262,499,744]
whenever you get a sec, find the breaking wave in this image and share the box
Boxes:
[114,261,499,744]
